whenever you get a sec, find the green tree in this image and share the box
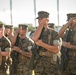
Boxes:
[28,26,36,32]
[0,21,5,25]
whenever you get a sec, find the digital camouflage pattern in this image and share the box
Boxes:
[36,11,49,19]
[34,28,61,75]
[67,13,76,21]
[62,30,76,75]
[0,36,11,75]
[15,36,33,75]
[18,36,33,51]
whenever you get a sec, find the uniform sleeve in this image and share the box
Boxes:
[27,37,34,51]
[53,38,62,46]
[28,46,32,51]
[52,31,62,46]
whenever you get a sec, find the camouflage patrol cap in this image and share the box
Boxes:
[0,24,4,28]
[5,25,9,29]
[18,24,28,30]
[9,25,13,29]
[48,23,55,29]
[36,11,50,19]
[67,13,76,21]
[5,25,13,29]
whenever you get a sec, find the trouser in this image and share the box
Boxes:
[0,67,10,75]
[14,59,29,75]
[35,72,60,75]
[34,57,61,75]
[0,65,10,75]
[61,72,76,75]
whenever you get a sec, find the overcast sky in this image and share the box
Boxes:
[0,0,76,27]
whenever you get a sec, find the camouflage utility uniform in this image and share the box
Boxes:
[34,28,61,75]
[0,36,11,75]
[15,36,33,75]
[62,30,76,75]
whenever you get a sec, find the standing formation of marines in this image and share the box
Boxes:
[0,11,76,75]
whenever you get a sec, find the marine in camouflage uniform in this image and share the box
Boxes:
[4,25,14,41]
[32,11,62,75]
[12,24,34,75]
[4,25,14,75]
[48,23,55,29]
[58,13,76,75]
[0,24,11,75]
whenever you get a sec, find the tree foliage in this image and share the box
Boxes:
[28,26,36,32]
[0,21,5,25]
